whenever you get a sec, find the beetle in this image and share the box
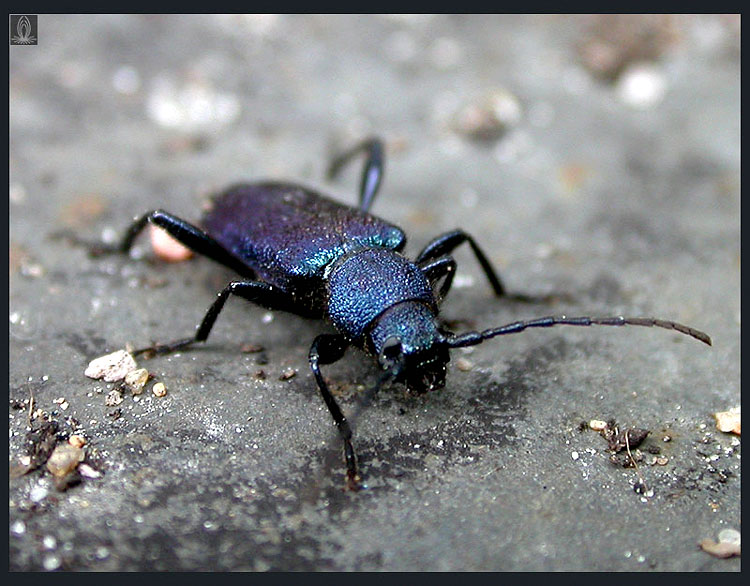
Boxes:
[86,137,711,490]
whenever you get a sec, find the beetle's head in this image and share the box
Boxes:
[369,302,450,394]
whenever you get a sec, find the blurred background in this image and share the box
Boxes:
[10,15,739,571]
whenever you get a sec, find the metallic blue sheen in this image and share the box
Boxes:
[368,302,441,356]
[326,249,436,341]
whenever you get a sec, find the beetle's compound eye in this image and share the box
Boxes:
[379,336,403,373]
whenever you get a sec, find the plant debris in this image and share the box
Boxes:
[9,420,60,477]
[589,418,654,497]
[10,408,103,491]
[241,343,264,354]
[598,419,650,453]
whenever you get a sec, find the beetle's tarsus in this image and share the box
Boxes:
[346,471,362,492]
[133,337,196,358]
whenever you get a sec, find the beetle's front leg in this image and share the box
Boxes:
[419,255,457,304]
[308,334,360,490]
[417,229,506,297]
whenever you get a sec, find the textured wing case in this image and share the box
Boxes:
[201,182,406,295]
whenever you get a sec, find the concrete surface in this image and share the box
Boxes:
[9,15,739,571]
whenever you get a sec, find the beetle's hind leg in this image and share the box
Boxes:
[65,209,257,279]
[327,138,384,214]
[134,280,305,357]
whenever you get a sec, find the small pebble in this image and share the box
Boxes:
[717,529,741,546]
[42,535,57,550]
[152,382,167,397]
[68,435,87,448]
[455,358,473,372]
[85,350,137,382]
[701,535,741,558]
[105,390,123,407]
[78,463,102,479]
[149,225,193,262]
[46,444,84,478]
[124,368,150,394]
[589,419,608,431]
[30,484,49,503]
[616,63,667,109]
[43,554,62,571]
[454,89,522,142]
[714,407,741,435]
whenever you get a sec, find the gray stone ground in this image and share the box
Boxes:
[9,15,739,571]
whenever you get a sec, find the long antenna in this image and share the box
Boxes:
[446,315,712,348]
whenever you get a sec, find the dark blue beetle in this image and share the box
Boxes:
[92,138,711,489]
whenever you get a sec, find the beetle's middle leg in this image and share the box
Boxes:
[417,229,506,297]
[134,280,305,357]
[308,334,361,490]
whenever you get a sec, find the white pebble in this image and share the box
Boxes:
[718,528,741,546]
[29,484,49,503]
[42,535,57,550]
[43,554,61,571]
[124,368,150,393]
[85,350,137,382]
[617,63,667,109]
[152,382,167,398]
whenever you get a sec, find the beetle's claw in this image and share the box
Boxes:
[346,470,362,492]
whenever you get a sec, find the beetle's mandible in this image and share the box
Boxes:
[85,137,711,490]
